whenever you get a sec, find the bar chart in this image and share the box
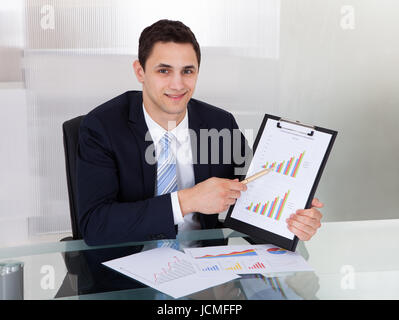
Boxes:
[200,264,220,272]
[245,190,291,221]
[185,245,313,275]
[152,256,196,285]
[222,262,243,271]
[198,260,269,273]
[261,151,305,178]
[247,261,266,270]
[187,246,272,274]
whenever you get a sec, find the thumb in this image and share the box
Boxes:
[312,198,324,208]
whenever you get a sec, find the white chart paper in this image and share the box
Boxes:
[231,119,332,239]
[184,244,313,275]
[102,247,239,299]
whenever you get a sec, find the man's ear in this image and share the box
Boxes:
[133,60,145,83]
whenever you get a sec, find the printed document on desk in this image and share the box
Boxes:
[102,247,239,299]
[184,244,313,275]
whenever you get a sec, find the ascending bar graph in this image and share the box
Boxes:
[245,190,290,221]
[262,151,305,178]
[248,262,266,270]
[152,256,196,285]
[201,264,220,272]
[223,262,243,271]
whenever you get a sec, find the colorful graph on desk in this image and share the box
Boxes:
[267,247,287,255]
[194,249,257,259]
[245,190,290,221]
[248,261,266,270]
[152,256,196,284]
[201,264,220,272]
[223,262,243,271]
[261,151,305,178]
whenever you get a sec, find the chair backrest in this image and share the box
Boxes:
[62,115,85,239]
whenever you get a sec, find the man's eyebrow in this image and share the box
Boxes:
[155,63,172,68]
[183,65,196,70]
[154,63,197,70]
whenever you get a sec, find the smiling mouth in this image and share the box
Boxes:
[164,92,186,100]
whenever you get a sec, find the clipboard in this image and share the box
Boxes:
[224,114,338,251]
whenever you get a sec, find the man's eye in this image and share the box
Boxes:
[159,69,168,74]
[183,69,193,74]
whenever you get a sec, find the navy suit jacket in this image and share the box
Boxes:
[77,91,250,246]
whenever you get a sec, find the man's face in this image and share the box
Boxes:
[134,41,199,119]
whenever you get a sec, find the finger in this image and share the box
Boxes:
[288,213,321,230]
[296,208,323,221]
[286,217,316,237]
[219,200,234,213]
[311,198,324,208]
[225,198,236,206]
[227,180,248,192]
[223,204,232,211]
[287,224,312,241]
[227,190,241,199]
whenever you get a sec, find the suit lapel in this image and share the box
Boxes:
[127,91,157,198]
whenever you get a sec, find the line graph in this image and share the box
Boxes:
[194,249,257,259]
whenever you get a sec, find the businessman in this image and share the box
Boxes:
[76,19,323,246]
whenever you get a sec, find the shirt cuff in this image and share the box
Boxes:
[171,191,184,225]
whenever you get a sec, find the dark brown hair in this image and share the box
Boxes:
[138,19,201,70]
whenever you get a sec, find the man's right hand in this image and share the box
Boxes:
[177,177,247,216]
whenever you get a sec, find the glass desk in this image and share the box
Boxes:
[1,220,399,300]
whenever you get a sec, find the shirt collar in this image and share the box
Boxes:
[142,104,189,146]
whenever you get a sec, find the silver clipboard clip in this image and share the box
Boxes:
[277,118,315,136]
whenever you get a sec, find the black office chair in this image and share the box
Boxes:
[56,115,93,298]
[57,115,151,298]
[62,115,85,240]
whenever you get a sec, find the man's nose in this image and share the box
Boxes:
[169,73,185,91]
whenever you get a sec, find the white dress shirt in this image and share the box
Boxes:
[142,104,201,233]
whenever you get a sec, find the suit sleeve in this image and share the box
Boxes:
[76,115,176,246]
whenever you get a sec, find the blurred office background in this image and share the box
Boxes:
[0,0,398,247]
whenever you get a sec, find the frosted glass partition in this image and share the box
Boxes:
[0,0,398,246]
[278,1,399,222]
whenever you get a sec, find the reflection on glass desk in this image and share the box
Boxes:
[1,220,399,300]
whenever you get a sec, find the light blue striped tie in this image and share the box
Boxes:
[156,132,178,196]
[156,132,179,250]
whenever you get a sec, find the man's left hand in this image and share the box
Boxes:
[286,198,323,241]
